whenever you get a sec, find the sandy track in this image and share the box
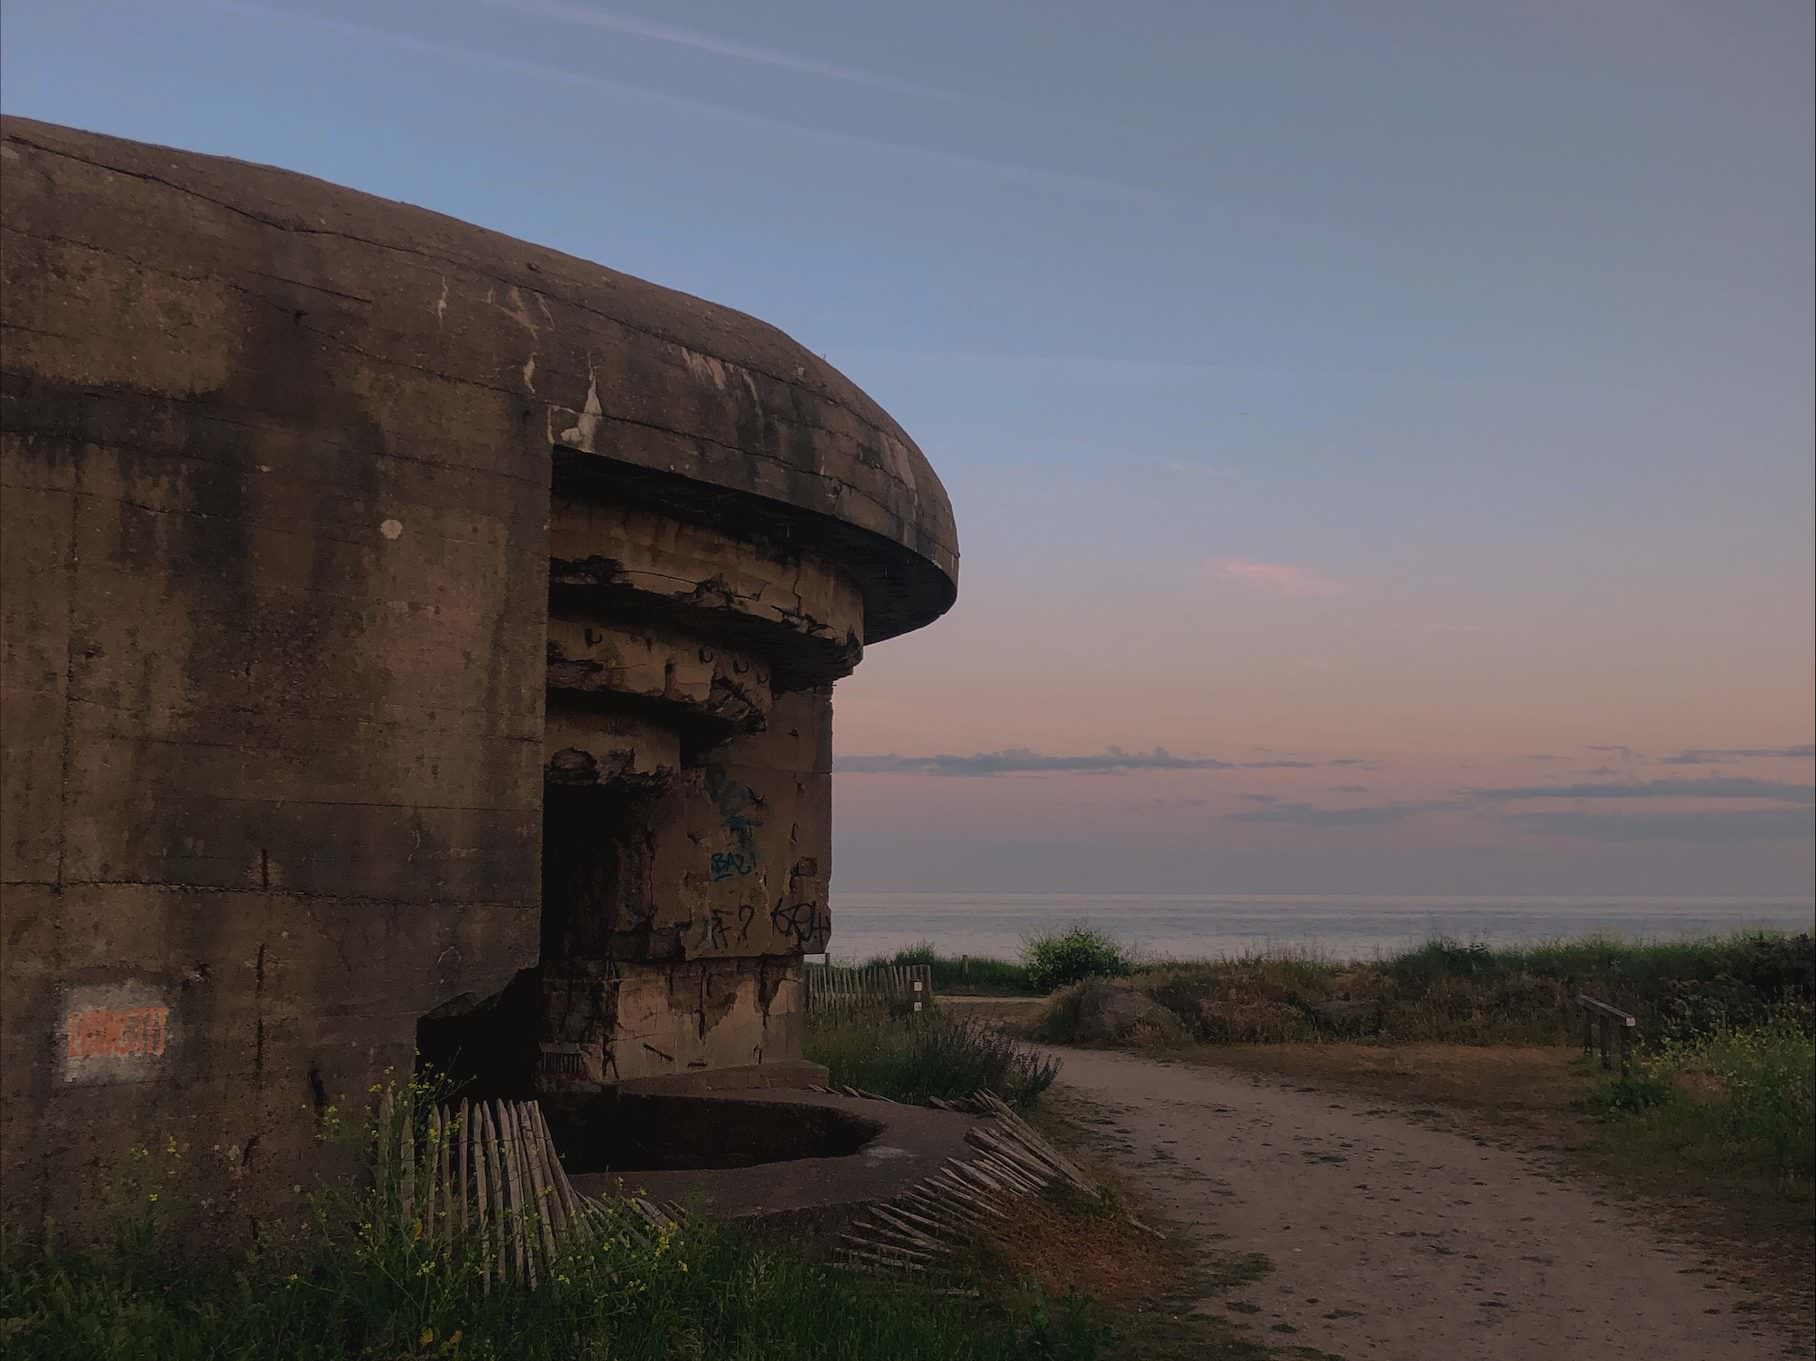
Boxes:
[1039,1045,1801,1360]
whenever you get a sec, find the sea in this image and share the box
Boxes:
[814,893,1816,965]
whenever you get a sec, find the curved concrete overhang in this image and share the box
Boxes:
[0,116,958,641]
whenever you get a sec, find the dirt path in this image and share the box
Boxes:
[1039,1044,1802,1361]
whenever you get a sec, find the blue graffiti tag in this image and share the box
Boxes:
[704,768,760,881]
[709,850,756,881]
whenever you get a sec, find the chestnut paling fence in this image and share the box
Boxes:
[372,1089,674,1289]
[804,961,934,1015]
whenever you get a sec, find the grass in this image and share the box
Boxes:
[862,942,1036,996]
[856,926,1138,998]
[0,1106,1109,1361]
[804,1010,1060,1107]
[0,1216,1107,1361]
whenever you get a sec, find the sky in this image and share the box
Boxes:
[4,0,1811,897]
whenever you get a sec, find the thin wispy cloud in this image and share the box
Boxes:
[1214,775,1816,836]
[492,0,966,102]
[220,1,1148,201]
[1465,777,1815,805]
[1212,558,1347,599]
[1586,745,1638,763]
[1225,799,1456,828]
[837,748,1379,777]
[835,747,1234,776]
[1509,809,1814,843]
[1655,744,1816,766]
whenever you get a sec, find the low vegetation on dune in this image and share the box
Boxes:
[1027,930,1814,1047]
[863,942,1037,996]
[861,925,1136,997]
[804,1010,1060,1107]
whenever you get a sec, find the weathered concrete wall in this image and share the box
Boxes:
[0,116,956,1240]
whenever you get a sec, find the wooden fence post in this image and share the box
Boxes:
[1577,995,1637,1079]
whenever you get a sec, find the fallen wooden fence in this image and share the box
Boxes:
[374,1089,674,1289]
[1577,994,1637,1077]
[835,1089,1153,1277]
[805,961,934,1015]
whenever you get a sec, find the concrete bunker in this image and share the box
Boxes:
[0,116,957,1239]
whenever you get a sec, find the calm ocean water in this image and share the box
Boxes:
[817,893,1816,964]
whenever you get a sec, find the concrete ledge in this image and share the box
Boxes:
[568,1089,980,1247]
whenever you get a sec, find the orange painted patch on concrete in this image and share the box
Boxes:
[65,1006,169,1060]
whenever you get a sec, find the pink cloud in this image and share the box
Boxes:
[1212,558,1346,598]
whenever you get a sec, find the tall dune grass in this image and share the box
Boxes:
[804,1011,1059,1107]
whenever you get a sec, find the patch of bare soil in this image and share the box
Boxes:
[988,1130,1339,1359]
[1033,1043,1808,1361]
[1175,1041,1815,1332]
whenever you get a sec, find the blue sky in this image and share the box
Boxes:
[5,0,1811,894]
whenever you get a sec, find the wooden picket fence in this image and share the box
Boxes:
[373,1089,673,1290]
[804,961,934,1015]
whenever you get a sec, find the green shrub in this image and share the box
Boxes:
[1693,1014,1816,1178]
[1020,924,1135,994]
[1589,1009,1816,1183]
[806,1012,1060,1107]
